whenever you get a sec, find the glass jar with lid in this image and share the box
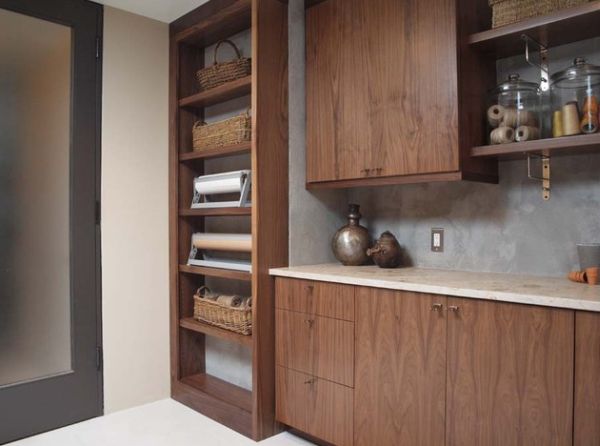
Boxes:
[550,57,600,138]
[486,74,542,145]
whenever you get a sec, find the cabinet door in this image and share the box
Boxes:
[354,288,447,446]
[575,311,600,446]
[446,298,574,446]
[306,0,459,183]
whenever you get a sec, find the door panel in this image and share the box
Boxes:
[574,311,600,446]
[446,298,574,446]
[354,288,447,446]
[306,0,459,183]
[0,0,102,443]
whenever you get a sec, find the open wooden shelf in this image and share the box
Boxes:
[468,1,600,58]
[179,142,251,162]
[179,207,252,217]
[179,264,252,281]
[173,0,251,47]
[180,317,252,347]
[174,372,253,437]
[179,76,251,109]
[471,133,600,159]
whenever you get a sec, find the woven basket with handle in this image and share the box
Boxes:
[193,287,252,335]
[192,110,251,151]
[196,40,251,92]
[489,0,591,28]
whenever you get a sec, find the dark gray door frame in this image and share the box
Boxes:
[0,0,103,443]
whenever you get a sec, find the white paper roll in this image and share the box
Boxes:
[195,176,243,195]
[192,233,252,252]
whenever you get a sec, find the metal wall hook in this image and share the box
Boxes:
[521,34,549,92]
[527,154,551,200]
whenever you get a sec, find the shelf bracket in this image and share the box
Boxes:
[527,154,551,200]
[521,34,549,91]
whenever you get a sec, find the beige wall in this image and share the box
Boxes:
[101,6,170,413]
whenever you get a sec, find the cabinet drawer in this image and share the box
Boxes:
[275,277,355,321]
[276,309,354,387]
[276,366,353,446]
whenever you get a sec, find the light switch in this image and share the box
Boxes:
[431,228,444,252]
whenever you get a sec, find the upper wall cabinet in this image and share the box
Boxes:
[305,0,498,188]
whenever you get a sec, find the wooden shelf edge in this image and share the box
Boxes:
[173,0,252,47]
[179,143,251,161]
[179,76,251,109]
[180,317,253,347]
[173,377,252,438]
[471,133,600,159]
[179,264,252,281]
[179,207,252,217]
[468,2,600,57]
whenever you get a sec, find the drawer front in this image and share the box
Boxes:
[275,277,355,321]
[276,309,354,387]
[276,366,353,446]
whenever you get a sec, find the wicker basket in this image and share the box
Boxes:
[192,111,251,151]
[489,0,591,28]
[193,288,252,336]
[196,40,251,92]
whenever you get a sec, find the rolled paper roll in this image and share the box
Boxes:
[552,110,564,138]
[192,233,252,252]
[490,126,515,144]
[216,294,244,307]
[515,125,540,142]
[581,110,599,134]
[562,101,581,136]
[583,95,599,114]
[487,104,505,128]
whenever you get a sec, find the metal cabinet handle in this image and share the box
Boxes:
[431,303,444,312]
[304,378,316,385]
[361,168,371,176]
[449,305,460,312]
[305,285,314,294]
[374,167,383,175]
[305,319,315,328]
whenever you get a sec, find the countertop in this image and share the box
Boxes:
[269,264,600,312]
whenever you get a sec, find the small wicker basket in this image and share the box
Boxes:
[489,0,591,28]
[193,288,252,336]
[192,111,251,151]
[197,40,251,92]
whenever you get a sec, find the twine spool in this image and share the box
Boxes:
[490,126,515,144]
[562,102,581,136]
[515,126,540,142]
[487,104,506,128]
[501,108,536,128]
[552,110,564,138]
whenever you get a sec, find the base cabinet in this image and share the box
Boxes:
[446,298,574,446]
[275,278,580,446]
[575,311,600,446]
[354,288,447,446]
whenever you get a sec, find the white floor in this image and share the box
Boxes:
[8,399,314,446]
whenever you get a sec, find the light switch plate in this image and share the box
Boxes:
[431,228,444,252]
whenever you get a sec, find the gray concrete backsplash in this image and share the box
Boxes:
[348,154,600,277]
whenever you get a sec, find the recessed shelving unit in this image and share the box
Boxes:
[169,0,288,440]
[463,0,600,164]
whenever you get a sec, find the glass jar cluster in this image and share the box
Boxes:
[486,58,600,145]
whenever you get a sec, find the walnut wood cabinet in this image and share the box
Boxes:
[275,277,582,446]
[305,0,497,188]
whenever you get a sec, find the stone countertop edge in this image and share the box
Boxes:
[269,264,600,313]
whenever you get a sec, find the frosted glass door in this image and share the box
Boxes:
[0,9,72,387]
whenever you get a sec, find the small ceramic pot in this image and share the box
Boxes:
[367,231,402,268]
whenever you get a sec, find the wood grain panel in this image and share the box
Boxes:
[306,0,459,184]
[354,288,447,446]
[276,367,353,446]
[275,278,355,321]
[446,298,574,446]
[276,309,354,387]
[575,311,600,446]
[251,0,289,439]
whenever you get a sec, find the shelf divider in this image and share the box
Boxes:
[179,264,252,281]
[180,317,252,347]
[179,76,251,109]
